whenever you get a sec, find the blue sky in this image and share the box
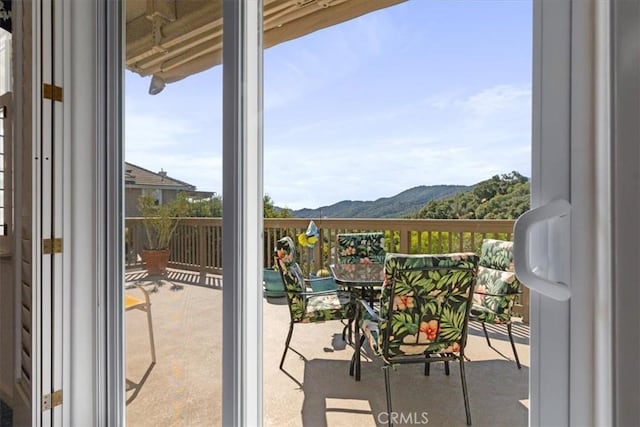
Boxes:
[125,0,532,210]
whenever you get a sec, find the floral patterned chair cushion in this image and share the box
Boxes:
[336,232,386,264]
[276,236,355,370]
[360,252,478,359]
[468,239,523,370]
[470,239,521,324]
[276,236,353,323]
[352,252,479,426]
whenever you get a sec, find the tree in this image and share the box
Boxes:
[138,192,189,250]
[185,196,223,217]
[412,171,530,220]
[182,194,291,218]
[264,194,292,218]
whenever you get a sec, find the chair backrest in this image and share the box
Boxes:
[472,239,521,323]
[336,232,386,264]
[379,252,478,360]
[275,236,307,322]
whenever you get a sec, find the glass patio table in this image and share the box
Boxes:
[330,263,385,305]
[330,263,385,345]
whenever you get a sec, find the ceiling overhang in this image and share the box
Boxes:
[126,0,406,86]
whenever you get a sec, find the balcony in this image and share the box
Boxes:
[124,218,529,426]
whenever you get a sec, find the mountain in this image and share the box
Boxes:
[411,172,530,220]
[292,185,469,219]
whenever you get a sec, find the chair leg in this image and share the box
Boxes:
[481,322,491,347]
[350,334,364,377]
[383,365,393,427]
[355,334,364,381]
[279,323,294,370]
[507,323,522,369]
[459,356,472,426]
[349,349,356,377]
[342,319,353,345]
[349,318,354,344]
[424,353,430,376]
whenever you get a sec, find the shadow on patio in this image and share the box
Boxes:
[125,268,529,426]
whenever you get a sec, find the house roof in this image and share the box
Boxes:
[125,0,406,86]
[124,162,197,190]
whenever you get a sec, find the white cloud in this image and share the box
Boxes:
[264,84,532,210]
[126,112,198,151]
[126,107,222,193]
[460,84,531,120]
[264,8,401,112]
[127,150,222,193]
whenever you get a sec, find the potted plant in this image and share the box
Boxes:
[138,192,189,275]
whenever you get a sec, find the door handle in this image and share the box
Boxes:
[513,199,572,301]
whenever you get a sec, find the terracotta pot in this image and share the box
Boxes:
[141,248,170,276]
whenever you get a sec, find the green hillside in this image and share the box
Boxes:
[293,185,468,219]
[411,171,530,220]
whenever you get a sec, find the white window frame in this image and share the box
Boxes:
[611,1,640,425]
[221,1,263,425]
[529,0,612,425]
[89,0,265,424]
[58,0,624,425]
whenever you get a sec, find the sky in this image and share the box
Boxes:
[125,0,532,211]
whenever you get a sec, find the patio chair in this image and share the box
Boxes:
[469,239,523,369]
[335,232,386,341]
[275,236,355,370]
[336,232,386,264]
[351,252,479,426]
[125,284,156,364]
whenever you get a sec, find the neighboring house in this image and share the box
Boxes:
[124,162,214,217]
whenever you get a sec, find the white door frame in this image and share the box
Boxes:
[529,0,612,425]
[611,1,640,424]
[52,0,625,425]
[221,1,263,425]
[37,0,66,424]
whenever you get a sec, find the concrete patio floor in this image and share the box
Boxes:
[125,269,529,427]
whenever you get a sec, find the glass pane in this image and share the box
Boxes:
[0,29,11,95]
[124,0,223,424]
[263,1,532,425]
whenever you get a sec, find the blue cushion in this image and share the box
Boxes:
[310,276,339,292]
[263,268,285,297]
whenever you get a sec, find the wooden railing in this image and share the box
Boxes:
[125,217,529,321]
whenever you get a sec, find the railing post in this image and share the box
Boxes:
[199,223,207,274]
[313,237,322,271]
[399,230,410,253]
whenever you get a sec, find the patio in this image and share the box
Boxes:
[124,268,529,427]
